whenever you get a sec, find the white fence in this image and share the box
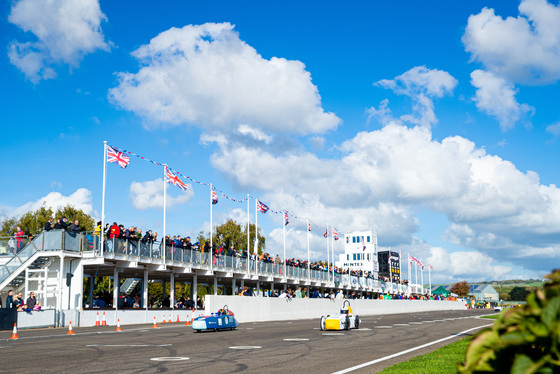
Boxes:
[205,295,467,323]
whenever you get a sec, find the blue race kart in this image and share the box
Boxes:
[192,305,239,332]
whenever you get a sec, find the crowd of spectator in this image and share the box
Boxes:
[1,289,42,311]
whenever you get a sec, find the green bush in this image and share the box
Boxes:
[457,269,560,373]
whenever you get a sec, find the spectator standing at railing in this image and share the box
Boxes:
[44,217,53,231]
[5,290,14,308]
[94,221,102,237]
[14,227,23,252]
[59,217,69,230]
[69,220,80,232]
[109,222,120,238]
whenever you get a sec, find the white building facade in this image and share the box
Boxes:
[335,230,379,277]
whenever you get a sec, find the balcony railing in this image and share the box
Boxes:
[1,231,415,293]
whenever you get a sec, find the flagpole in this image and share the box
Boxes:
[408,254,411,295]
[428,265,431,296]
[415,261,418,293]
[389,248,392,286]
[331,225,334,285]
[283,208,286,280]
[326,224,329,283]
[399,250,402,287]
[254,197,258,277]
[100,141,107,255]
[247,194,252,276]
[421,262,424,295]
[306,219,310,282]
[163,164,167,265]
[210,183,213,271]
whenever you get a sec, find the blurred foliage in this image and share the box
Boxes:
[450,280,470,297]
[0,204,95,236]
[458,269,560,374]
[509,286,531,302]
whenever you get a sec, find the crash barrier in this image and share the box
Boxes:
[80,309,200,327]
[205,295,467,323]
[15,309,56,329]
[0,308,17,330]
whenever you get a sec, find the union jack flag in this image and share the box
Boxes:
[429,264,434,270]
[211,190,218,205]
[284,211,289,226]
[308,223,312,232]
[165,167,188,191]
[107,145,130,169]
[257,200,269,214]
[324,228,328,238]
[333,228,339,240]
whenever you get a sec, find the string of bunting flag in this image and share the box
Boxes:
[109,145,341,234]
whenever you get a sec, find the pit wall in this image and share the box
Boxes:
[205,296,468,323]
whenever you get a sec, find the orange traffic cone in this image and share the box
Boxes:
[115,319,123,332]
[95,312,100,326]
[101,311,107,326]
[162,316,167,324]
[67,321,76,335]
[152,316,158,328]
[167,314,172,323]
[176,315,180,323]
[9,323,19,340]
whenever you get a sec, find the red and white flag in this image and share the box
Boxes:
[107,146,130,169]
[165,167,188,191]
[211,190,218,204]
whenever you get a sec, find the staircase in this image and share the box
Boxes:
[0,231,69,291]
[120,278,140,294]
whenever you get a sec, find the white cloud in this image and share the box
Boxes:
[237,124,273,144]
[1,188,96,218]
[470,69,534,131]
[546,122,560,135]
[109,23,340,135]
[206,121,560,275]
[370,66,458,128]
[130,179,194,210]
[8,0,109,83]
[463,0,560,85]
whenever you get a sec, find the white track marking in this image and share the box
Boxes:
[87,344,172,347]
[229,346,262,349]
[283,338,310,341]
[150,357,190,361]
[332,323,493,374]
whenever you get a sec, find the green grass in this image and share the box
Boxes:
[376,336,472,374]
[480,315,499,319]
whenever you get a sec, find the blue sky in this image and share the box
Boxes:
[2,0,560,283]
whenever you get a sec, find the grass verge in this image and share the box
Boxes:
[480,315,499,319]
[376,336,472,374]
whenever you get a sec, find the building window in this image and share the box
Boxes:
[352,236,356,243]
[367,236,370,242]
[347,254,349,261]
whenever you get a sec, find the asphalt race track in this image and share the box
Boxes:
[0,309,496,373]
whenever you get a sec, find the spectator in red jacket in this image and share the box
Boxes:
[15,227,24,251]
[109,222,120,239]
